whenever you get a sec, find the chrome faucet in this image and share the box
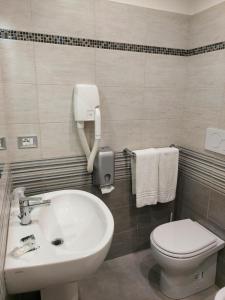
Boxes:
[19,197,51,225]
[14,187,51,225]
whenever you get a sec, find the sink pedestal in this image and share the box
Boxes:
[41,282,78,300]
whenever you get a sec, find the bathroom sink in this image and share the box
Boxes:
[215,287,225,300]
[4,190,114,297]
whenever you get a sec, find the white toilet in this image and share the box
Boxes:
[215,287,225,300]
[150,219,224,299]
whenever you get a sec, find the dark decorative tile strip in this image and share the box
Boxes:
[179,147,225,194]
[10,147,225,196]
[1,29,225,56]
[10,152,131,195]
[187,41,225,56]
[0,29,188,56]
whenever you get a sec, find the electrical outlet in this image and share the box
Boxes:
[17,136,38,149]
[0,137,7,150]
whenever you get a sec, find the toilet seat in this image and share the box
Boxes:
[151,219,217,259]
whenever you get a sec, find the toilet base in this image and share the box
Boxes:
[41,282,78,300]
[160,254,217,299]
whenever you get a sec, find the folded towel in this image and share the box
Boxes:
[157,147,179,203]
[132,148,160,207]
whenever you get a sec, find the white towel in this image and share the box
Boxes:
[132,148,159,207]
[157,147,179,203]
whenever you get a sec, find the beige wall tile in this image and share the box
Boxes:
[40,122,83,159]
[38,84,73,123]
[141,119,181,149]
[0,52,3,83]
[0,151,8,165]
[0,0,32,31]
[99,87,144,121]
[0,40,36,84]
[145,55,187,88]
[218,95,225,130]
[0,84,5,125]
[0,125,8,162]
[101,120,143,151]
[3,83,39,124]
[189,2,225,49]
[95,0,149,45]
[95,0,188,49]
[31,0,95,38]
[96,49,145,88]
[188,50,225,89]
[180,113,221,153]
[183,88,224,122]
[35,43,95,85]
[143,88,184,120]
[145,9,189,49]
[8,123,42,162]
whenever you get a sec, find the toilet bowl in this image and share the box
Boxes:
[215,287,225,300]
[150,219,224,299]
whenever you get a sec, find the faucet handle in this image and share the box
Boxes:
[21,197,51,207]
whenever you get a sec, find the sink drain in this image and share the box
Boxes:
[51,238,64,246]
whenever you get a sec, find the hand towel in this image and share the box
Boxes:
[157,147,179,203]
[132,148,160,207]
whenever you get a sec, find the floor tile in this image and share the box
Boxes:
[79,249,219,300]
[16,249,219,300]
[184,286,219,300]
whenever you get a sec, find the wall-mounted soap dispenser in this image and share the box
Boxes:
[93,147,115,194]
[73,84,101,173]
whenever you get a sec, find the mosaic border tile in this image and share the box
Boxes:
[187,41,225,56]
[0,29,188,56]
[1,29,225,56]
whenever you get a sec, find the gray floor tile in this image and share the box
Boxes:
[184,286,219,300]
[78,249,219,300]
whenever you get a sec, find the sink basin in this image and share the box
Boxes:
[5,190,114,299]
[215,288,225,300]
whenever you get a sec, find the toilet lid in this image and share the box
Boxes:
[152,219,217,255]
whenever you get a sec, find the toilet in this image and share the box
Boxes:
[150,219,224,299]
[215,287,225,300]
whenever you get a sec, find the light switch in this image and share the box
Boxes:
[17,136,38,149]
[205,128,225,155]
[0,137,7,150]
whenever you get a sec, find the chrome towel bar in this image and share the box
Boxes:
[123,144,177,158]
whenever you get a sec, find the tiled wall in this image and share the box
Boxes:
[0,166,11,300]
[0,41,8,164]
[176,147,225,287]
[178,1,225,288]
[176,174,225,287]
[180,2,225,156]
[9,151,174,259]
[1,0,225,297]
[0,0,188,162]
[83,180,174,259]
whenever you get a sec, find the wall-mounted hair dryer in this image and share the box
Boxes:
[73,84,101,173]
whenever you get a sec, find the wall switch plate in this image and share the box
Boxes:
[0,137,7,150]
[205,128,225,155]
[17,136,38,149]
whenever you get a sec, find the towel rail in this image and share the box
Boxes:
[123,148,136,157]
[123,144,178,158]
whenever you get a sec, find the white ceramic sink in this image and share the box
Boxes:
[4,190,114,299]
[215,288,225,300]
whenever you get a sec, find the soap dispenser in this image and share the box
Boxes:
[93,147,115,194]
